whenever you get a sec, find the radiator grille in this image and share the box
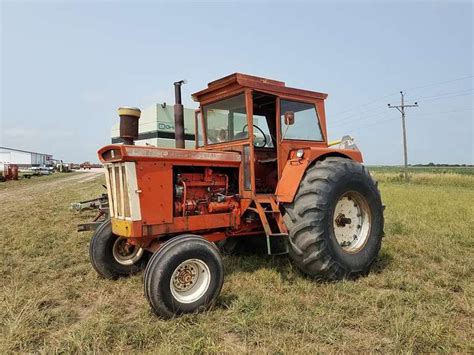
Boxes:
[105,163,132,219]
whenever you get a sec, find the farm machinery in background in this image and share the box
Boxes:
[0,164,19,182]
[85,74,384,318]
[71,190,109,231]
[79,161,103,169]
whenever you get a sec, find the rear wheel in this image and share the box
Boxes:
[144,235,224,318]
[89,219,148,279]
[283,157,384,280]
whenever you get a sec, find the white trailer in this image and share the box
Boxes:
[111,104,196,148]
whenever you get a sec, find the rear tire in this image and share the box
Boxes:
[283,157,384,280]
[89,219,148,279]
[144,235,224,318]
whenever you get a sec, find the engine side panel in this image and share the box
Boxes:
[136,161,174,224]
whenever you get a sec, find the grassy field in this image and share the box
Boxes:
[369,165,474,175]
[1,169,473,353]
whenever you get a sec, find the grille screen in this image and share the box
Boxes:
[106,163,131,219]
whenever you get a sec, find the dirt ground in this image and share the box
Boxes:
[0,170,103,203]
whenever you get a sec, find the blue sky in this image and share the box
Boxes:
[1,1,472,164]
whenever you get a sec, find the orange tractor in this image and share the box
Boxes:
[90,74,384,318]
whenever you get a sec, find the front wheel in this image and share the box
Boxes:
[283,157,384,280]
[89,219,148,279]
[144,235,224,318]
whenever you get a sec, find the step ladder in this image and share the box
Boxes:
[254,195,289,255]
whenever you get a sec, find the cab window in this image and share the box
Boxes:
[203,93,248,144]
[280,100,323,141]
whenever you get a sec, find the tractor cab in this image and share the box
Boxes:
[192,73,361,200]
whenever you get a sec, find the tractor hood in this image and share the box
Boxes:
[98,144,241,167]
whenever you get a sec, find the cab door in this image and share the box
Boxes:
[276,98,327,202]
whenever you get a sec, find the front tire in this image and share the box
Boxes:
[283,157,384,280]
[144,235,224,318]
[89,219,148,279]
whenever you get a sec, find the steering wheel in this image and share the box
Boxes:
[242,124,268,148]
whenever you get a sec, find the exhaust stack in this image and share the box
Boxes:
[118,107,141,145]
[174,80,186,149]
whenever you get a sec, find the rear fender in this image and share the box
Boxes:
[275,158,310,203]
[276,150,360,203]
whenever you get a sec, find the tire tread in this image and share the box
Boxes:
[283,157,384,280]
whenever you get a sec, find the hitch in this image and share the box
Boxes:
[71,190,109,232]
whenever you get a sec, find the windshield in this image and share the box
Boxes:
[203,93,248,144]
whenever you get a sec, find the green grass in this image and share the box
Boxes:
[1,171,473,353]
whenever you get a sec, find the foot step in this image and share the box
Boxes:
[266,233,289,255]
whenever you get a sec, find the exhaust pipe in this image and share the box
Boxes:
[118,107,141,145]
[174,80,186,149]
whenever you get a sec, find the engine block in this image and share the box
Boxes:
[174,168,238,216]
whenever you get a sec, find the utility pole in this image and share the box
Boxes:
[388,91,418,181]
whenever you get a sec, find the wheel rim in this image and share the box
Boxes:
[112,237,144,265]
[333,191,371,253]
[170,259,211,304]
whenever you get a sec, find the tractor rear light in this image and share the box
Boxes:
[296,149,304,158]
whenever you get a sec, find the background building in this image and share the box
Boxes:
[0,147,53,168]
[111,103,196,148]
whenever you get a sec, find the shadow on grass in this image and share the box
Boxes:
[371,248,394,274]
[221,236,394,282]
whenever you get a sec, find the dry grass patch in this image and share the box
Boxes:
[373,171,474,188]
[1,171,473,353]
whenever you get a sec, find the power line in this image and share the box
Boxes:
[331,92,399,118]
[334,90,472,127]
[332,107,388,125]
[331,108,388,127]
[331,95,472,128]
[412,107,473,116]
[404,75,473,93]
[330,115,396,131]
[330,107,473,131]
[333,90,472,126]
[350,116,397,129]
[330,74,472,120]
[415,88,473,100]
[416,90,474,103]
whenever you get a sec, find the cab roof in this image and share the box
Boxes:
[191,73,328,103]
